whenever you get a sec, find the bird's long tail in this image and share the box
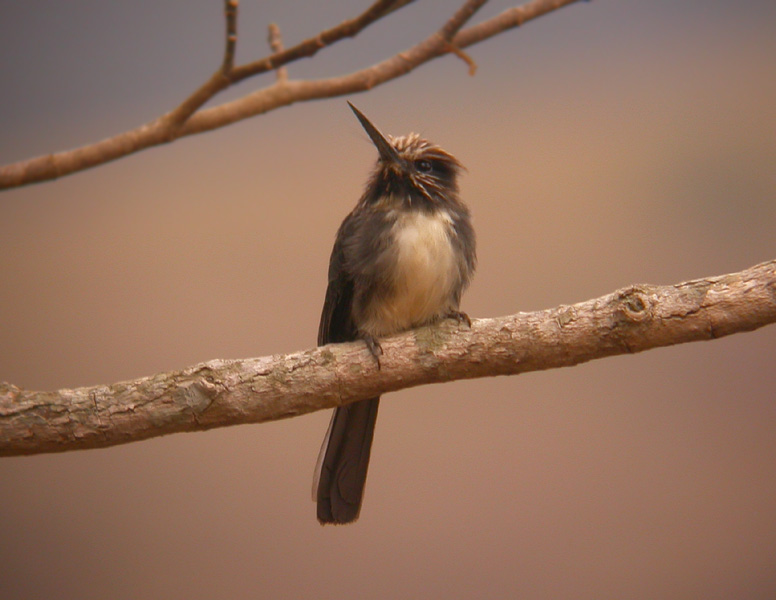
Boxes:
[313,397,380,524]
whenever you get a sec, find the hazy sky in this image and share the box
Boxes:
[1,2,775,598]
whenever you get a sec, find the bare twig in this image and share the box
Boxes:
[163,0,241,132]
[230,0,413,82]
[445,41,478,75]
[267,23,288,82]
[2,259,774,457]
[438,0,488,42]
[433,0,487,75]
[222,0,239,74]
[0,0,585,190]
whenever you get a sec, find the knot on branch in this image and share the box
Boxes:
[554,305,578,328]
[615,287,652,323]
[177,380,219,416]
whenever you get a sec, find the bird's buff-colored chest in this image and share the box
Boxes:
[362,209,459,336]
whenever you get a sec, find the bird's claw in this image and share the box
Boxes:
[446,310,472,328]
[363,334,383,369]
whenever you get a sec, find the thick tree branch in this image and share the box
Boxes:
[0,0,584,190]
[2,259,774,458]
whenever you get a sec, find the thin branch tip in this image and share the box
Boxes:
[268,23,288,81]
[439,0,488,41]
[221,0,239,74]
[444,41,478,75]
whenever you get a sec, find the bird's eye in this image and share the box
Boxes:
[416,159,433,173]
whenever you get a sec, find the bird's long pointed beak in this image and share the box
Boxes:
[347,102,404,168]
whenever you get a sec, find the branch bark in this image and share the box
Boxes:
[0,0,584,190]
[2,259,774,458]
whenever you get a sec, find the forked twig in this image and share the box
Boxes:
[0,0,585,190]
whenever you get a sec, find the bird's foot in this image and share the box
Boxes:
[363,334,383,369]
[445,310,472,328]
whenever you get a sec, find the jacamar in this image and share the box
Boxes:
[313,103,476,524]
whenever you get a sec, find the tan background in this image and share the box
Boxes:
[1,1,775,598]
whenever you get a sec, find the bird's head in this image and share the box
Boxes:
[348,102,464,210]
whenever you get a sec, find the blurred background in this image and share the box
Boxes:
[1,1,775,598]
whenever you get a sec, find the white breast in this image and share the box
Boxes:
[363,209,459,336]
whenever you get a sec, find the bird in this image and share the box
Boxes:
[313,102,476,524]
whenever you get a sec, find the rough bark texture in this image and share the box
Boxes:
[2,259,774,457]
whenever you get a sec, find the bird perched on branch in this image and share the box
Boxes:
[313,102,476,524]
